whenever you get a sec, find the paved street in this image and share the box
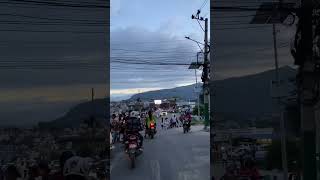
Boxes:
[110,125,210,180]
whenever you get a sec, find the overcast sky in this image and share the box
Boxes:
[211,0,297,80]
[110,0,297,101]
[110,0,210,101]
[0,1,108,126]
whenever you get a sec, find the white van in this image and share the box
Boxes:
[161,111,167,116]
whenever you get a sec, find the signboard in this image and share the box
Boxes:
[154,100,162,105]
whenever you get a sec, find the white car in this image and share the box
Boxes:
[161,111,167,116]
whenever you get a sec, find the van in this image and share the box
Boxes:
[161,111,167,116]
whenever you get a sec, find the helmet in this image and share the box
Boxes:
[63,156,90,177]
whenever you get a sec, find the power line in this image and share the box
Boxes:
[0,13,106,23]
[200,0,209,10]
[0,29,107,34]
[0,0,109,9]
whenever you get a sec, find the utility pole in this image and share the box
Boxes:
[91,88,95,117]
[273,2,288,179]
[188,10,210,130]
[195,69,200,117]
[299,0,317,178]
[203,17,210,130]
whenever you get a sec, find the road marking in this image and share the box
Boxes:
[150,160,161,180]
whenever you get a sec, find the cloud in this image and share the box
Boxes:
[111,0,121,17]
[111,27,200,93]
[110,88,160,95]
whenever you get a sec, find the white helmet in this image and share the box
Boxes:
[63,156,90,177]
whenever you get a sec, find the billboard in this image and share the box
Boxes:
[154,100,162,105]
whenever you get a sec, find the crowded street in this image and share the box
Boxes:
[110,111,210,180]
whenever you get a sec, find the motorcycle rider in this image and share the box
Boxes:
[145,110,157,136]
[183,112,192,130]
[124,111,144,152]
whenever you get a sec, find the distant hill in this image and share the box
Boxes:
[39,98,109,128]
[213,66,296,115]
[129,83,202,101]
[41,66,296,128]
[129,66,297,116]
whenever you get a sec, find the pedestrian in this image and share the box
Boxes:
[161,117,164,130]
[173,115,178,128]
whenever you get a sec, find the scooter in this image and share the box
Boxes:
[125,134,142,169]
[183,121,191,133]
[147,122,156,139]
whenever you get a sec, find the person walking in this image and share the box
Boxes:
[161,117,164,130]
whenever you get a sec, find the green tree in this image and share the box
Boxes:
[192,105,204,116]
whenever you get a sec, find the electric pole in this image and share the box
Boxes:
[189,9,210,130]
[91,88,95,118]
[203,17,210,130]
[299,0,317,178]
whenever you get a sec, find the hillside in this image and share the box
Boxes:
[129,83,202,101]
[42,66,297,128]
[130,66,297,115]
[39,98,109,128]
[213,66,296,115]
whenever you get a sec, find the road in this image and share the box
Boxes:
[110,125,210,180]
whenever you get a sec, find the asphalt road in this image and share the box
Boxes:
[110,125,210,180]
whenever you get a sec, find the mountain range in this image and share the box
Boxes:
[42,66,297,128]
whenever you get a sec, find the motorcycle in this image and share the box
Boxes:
[147,122,156,139]
[125,134,142,169]
[183,121,190,133]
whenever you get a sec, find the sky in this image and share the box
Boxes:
[0,0,298,126]
[110,0,210,101]
[0,1,108,126]
[211,0,298,81]
[110,0,297,101]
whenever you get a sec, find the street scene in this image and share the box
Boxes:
[110,101,209,180]
[111,0,210,179]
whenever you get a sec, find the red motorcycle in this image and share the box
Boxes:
[147,122,156,139]
[125,134,142,169]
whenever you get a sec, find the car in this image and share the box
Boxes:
[161,111,167,116]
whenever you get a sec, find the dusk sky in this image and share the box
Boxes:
[110,0,297,101]
[110,0,210,101]
[0,1,108,126]
[0,0,298,126]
